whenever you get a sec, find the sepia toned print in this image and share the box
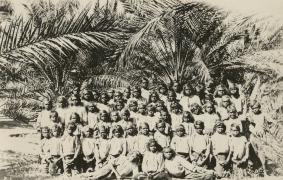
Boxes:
[0,0,283,179]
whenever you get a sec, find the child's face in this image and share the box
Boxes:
[83,92,92,100]
[147,110,154,116]
[127,127,135,136]
[150,94,158,102]
[101,95,108,103]
[71,98,80,106]
[216,126,225,134]
[159,87,166,94]
[129,104,138,112]
[138,107,146,114]
[163,149,173,159]
[149,144,157,153]
[93,92,99,101]
[222,99,230,108]
[171,107,178,114]
[107,91,114,98]
[140,126,149,135]
[195,125,203,134]
[116,103,124,111]
[42,131,49,138]
[100,131,108,139]
[173,83,180,92]
[160,112,168,120]
[111,113,119,122]
[184,87,192,96]
[113,130,122,138]
[141,80,148,89]
[88,105,96,112]
[70,115,79,123]
[229,111,237,119]
[57,101,64,108]
[205,105,214,114]
[157,123,165,133]
[84,130,92,138]
[217,88,225,96]
[168,93,175,102]
[132,90,140,98]
[231,127,240,137]
[44,102,52,110]
[191,107,200,115]
[176,129,185,137]
[67,126,75,135]
[121,113,129,120]
[100,113,108,122]
[52,130,60,137]
[50,114,58,122]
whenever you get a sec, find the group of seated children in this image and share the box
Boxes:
[38,79,269,179]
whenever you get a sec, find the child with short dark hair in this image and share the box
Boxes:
[170,124,190,159]
[85,102,99,128]
[61,122,81,176]
[95,125,110,169]
[109,125,127,159]
[201,102,220,135]
[154,120,171,148]
[181,111,195,136]
[69,112,83,137]
[125,122,138,154]
[190,103,204,122]
[136,122,152,155]
[170,101,183,132]
[81,126,96,173]
[40,126,51,173]
[189,120,211,169]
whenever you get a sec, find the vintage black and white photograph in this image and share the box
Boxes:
[0,0,282,179]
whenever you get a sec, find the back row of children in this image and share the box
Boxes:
[38,78,269,178]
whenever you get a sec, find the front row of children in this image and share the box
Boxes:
[40,118,252,179]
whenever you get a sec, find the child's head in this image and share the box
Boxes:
[194,120,204,134]
[72,86,80,95]
[139,122,149,135]
[41,126,50,138]
[43,99,52,110]
[50,111,59,123]
[215,121,226,134]
[124,87,131,99]
[127,151,142,163]
[70,112,80,124]
[204,101,215,114]
[146,105,155,116]
[175,124,185,137]
[51,124,62,137]
[121,109,130,120]
[163,147,176,160]
[57,96,68,108]
[141,78,149,89]
[160,110,170,122]
[204,93,215,104]
[66,122,77,135]
[229,84,239,96]
[82,89,94,101]
[147,139,159,153]
[190,103,202,115]
[115,100,125,111]
[87,102,99,113]
[156,120,166,134]
[195,83,205,94]
[205,80,215,94]
[228,105,238,119]
[183,84,194,96]
[99,110,109,122]
[221,95,231,108]
[82,125,94,138]
[98,125,108,139]
[129,100,138,112]
[149,91,159,103]
[110,111,120,122]
[126,122,137,136]
[100,92,109,104]
[214,85,228,97]
[114,91,123,101]
[170,101,182,114]
[167,89,177,102]
[107,89,115,99]
[131,86,141,98]
[251,101,261,114]
[156,101,166,112]
[112,125,124,138]
[138,103,147,115]
[172,81,182,93]
[158,84,167,95]
[182,111,194,123]
[70,94,81,106]
[92,90,100,101]
[231,124,241,137]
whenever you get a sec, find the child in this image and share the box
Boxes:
[180,84,201,112]
[229,84,244,114]
[214,85,229,106]
[154,120,171,148]
[81,89,94,106]
[141,139,165,179]
[69,112,83,137]
[96,92,111,112]
[156,110,172,135]
[224,106,245,135]
[170,124,190,159]
[96,110,111,134]
[135,103,148,125]
[128,86,147,105]
[110,111,121,127]
[165,90,178,110]
[108,125,127,159]
[211,122,232,178]
[119,109,135,131]
[92,90,100,103]
[136,122,152,155]
[189,120,211,169]
[163,147,214,179]
[114,99,126,112]
[143,105,158,134]
[81,126,96,172]
[125,122,138,153]
[49,110,64,134]
[171,81,182,100]
[85,102,99,129]
[39,127,51,173]
[190,103,204,122]
[55,96,69,126]
[217,95,233,121]
[85,151,141,179]
[37,100,53,132]
[229,124,250,179]
[95,125,110,169]
[170,101,183,131]
[181,111,195,136]
[67,95,87,124]
[128,100,139,120]
[141,78,151,100]
[60,122,81,176]
[158,83,168,102]
[147,91,160,108]
[123,86,132,100]
[201,101,220,135]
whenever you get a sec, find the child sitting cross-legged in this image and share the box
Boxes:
[81,126,96,173]
[154,120,171,149]
[108,125,127,159]
[170,124,190,160]
[94,125,110,169]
